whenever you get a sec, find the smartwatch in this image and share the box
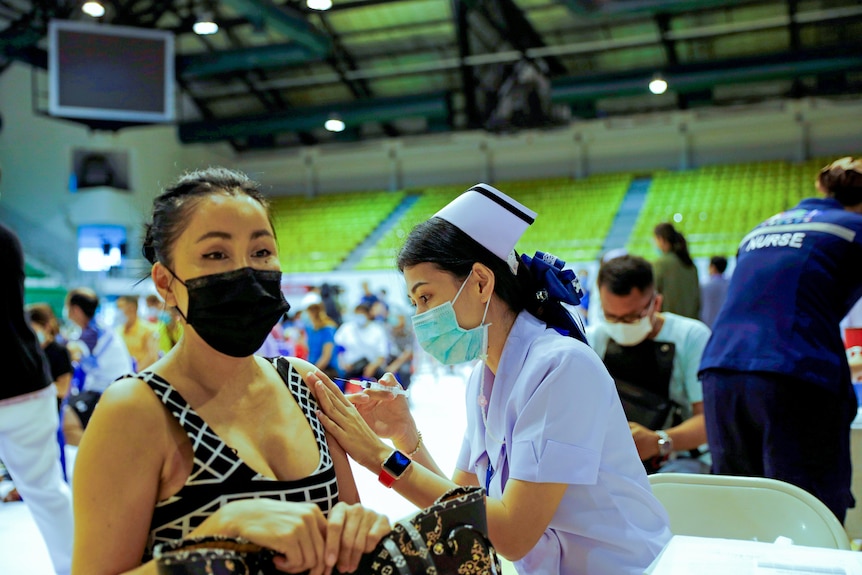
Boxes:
[656,430,674,457]
[378,450,412,488]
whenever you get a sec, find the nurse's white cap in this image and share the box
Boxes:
[433,183,537,262]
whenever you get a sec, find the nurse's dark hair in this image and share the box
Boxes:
[396,218,534,317]
[142,167,273,267]
[597,255,654,296]
[818,157,862,207]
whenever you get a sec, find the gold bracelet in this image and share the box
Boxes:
[406,430,422,458]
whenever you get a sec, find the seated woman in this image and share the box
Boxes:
[71,168,390,575]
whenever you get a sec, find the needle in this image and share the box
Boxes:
[332,377,409,397]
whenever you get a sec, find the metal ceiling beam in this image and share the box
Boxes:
[454,0,481,129]
[221,0,330,55]
[177,92,449,143]
[178,42,320,78]
[320,0,407,11]
[474,0,568,75]
[551,51,862,103]
[0,3,69,68]
[561,0,752,16]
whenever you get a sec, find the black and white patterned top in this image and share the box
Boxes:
[137,357,339,559]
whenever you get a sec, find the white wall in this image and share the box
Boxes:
[234,97,862,196]
[0,63,231,283]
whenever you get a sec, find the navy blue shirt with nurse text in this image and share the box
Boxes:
[699,197,862,393]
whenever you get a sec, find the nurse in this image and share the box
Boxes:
[308,184,672,574]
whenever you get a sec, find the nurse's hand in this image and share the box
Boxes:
[306,370,392,470]
[629,421,661,460]
[348,372,416,446]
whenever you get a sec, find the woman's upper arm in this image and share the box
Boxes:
[72,379,167,575]
[327,430,360,504]
[283,356,360,503]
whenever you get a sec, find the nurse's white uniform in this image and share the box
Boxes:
[457,311,672,574]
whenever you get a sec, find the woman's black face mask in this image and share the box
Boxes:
[169,267,290,357]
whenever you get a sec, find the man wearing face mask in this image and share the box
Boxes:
[586,255,710,473]
[63,288,134,445]
[334,302,390,381]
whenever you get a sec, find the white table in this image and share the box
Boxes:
[647,535,862,575]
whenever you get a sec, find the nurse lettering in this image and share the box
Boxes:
[744,231,805,251]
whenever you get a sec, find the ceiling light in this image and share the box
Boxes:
[649,74,668,95]
[82,1,105,17]
[193,13,219,35]
[324,114,346,133]
[307,0,333,11]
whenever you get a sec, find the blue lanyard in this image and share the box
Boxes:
[485,463,494,492]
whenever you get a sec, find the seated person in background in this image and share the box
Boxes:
[158,306,184,353]
[587,255,710,474]
[27,303,73,409]
[384,310,414,389]
[334,303,389,380]
[63,288,134,446]
[144,293,165,323]
[699,256,730,329]
[144,293,183,354]
[302,292,340,379]
[116,295,160,371]
[71,167,389,575]
[358,281,379,308]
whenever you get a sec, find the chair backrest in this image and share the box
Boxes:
[649,473,851,550]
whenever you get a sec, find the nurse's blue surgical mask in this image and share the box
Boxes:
[412,271,491,365]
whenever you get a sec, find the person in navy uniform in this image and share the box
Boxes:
[699,157,862,523]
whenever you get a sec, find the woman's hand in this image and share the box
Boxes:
[306,370,391,471]
[324,502,391,574]
[217,499,328,574]
[347,372,416,446]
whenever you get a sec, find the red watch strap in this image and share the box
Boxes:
[378,468,397,488]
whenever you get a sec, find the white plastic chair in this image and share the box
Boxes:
[649,473,851,550]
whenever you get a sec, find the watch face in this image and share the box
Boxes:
[383,450,411,477]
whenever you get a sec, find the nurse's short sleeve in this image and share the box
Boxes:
[508,345,614,486]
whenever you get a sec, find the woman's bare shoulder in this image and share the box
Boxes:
[92,375,173,434]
